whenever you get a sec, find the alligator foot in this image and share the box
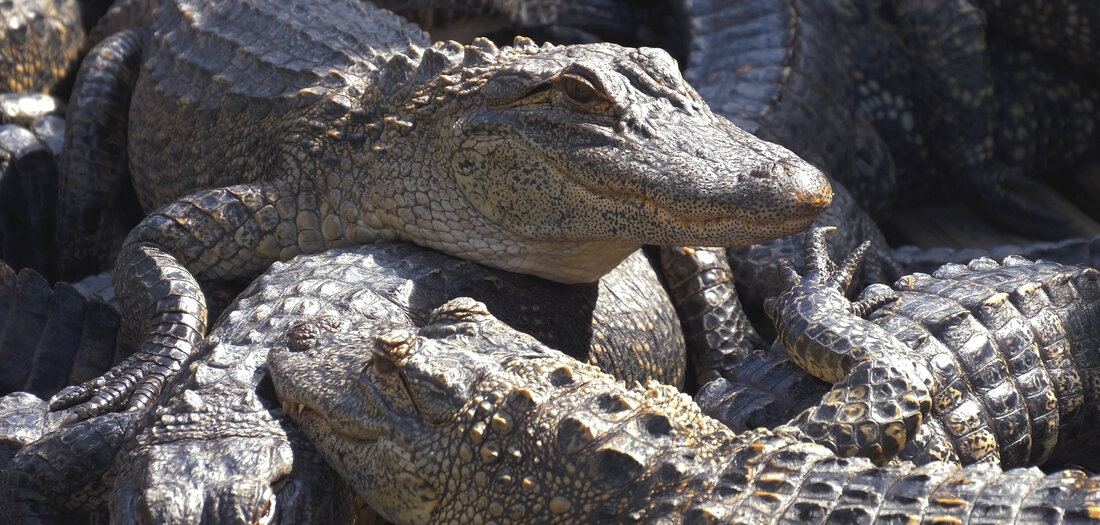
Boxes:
[50,239,207,423]
[767,226,934,465]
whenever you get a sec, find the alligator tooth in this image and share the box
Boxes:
[280,401,304,415]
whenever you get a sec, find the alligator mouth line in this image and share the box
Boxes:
[573,175,822,234]
[280,400,383,442]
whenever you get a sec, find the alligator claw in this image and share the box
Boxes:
[768,226,934,465]
[49,346,184,423]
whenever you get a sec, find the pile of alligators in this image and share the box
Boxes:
[2,0,1100,523]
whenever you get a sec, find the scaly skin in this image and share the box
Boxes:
[373,0,682,53]
[269,296,1100,524]
[979,0,1100,73]
[683,0,1100,237]
[0,0,84,95]
[0,112,65,275]
[894,234,1100,275]
[766,229,936,466]
[0,261,129,400]
[50,0,831,422]
[657,245,767,388]
[761,227,1100,469]
[4,240,687,523]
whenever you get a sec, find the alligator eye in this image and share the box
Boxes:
[561,74,602,105]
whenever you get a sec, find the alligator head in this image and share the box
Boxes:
[352,37,832,283]
[269,302,519,523]
[269,297,707,523]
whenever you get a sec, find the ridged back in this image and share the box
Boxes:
[147,0,429,103]
[869,257,1100,466]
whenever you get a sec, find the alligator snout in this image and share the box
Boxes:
[787,158,833,212]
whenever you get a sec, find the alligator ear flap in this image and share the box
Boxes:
[480,69,551,106]
[832,241,871,293]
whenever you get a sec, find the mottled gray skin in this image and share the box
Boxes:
[4,240,685,523]
[50,0,831,422]
[270,296,1100,524]
[753,228,1100,470]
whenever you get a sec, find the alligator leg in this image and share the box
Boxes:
[694,345,829,432]
[51,181,330,421]
[54,28,146,282]
[767,227,935,465]
[656,245,764,388]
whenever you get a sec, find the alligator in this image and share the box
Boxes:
[683,0,1100,238]
[708,227,1100,470]
[0,260,130,400]
[48,0,831,423]
[2,236,692,523]
[0,110,65,276]
[269,295,1100,524]
[674,0,1100,409]
[0,0,85,96]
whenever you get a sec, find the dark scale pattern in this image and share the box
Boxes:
[768,228,935,465]
[0,260,128,399]
[0,0,85,95]
[657,245,765,387]
[683,0,1100,237]
[270,296,1100,523]
[979,0,1099,72]
[0,115,63,274]
[755,227,1100,469]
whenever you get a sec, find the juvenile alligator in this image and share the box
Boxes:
[269,296,1100,524]
[728,227,1100,469]
[3,238,689,523]
[49,0,831,422]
